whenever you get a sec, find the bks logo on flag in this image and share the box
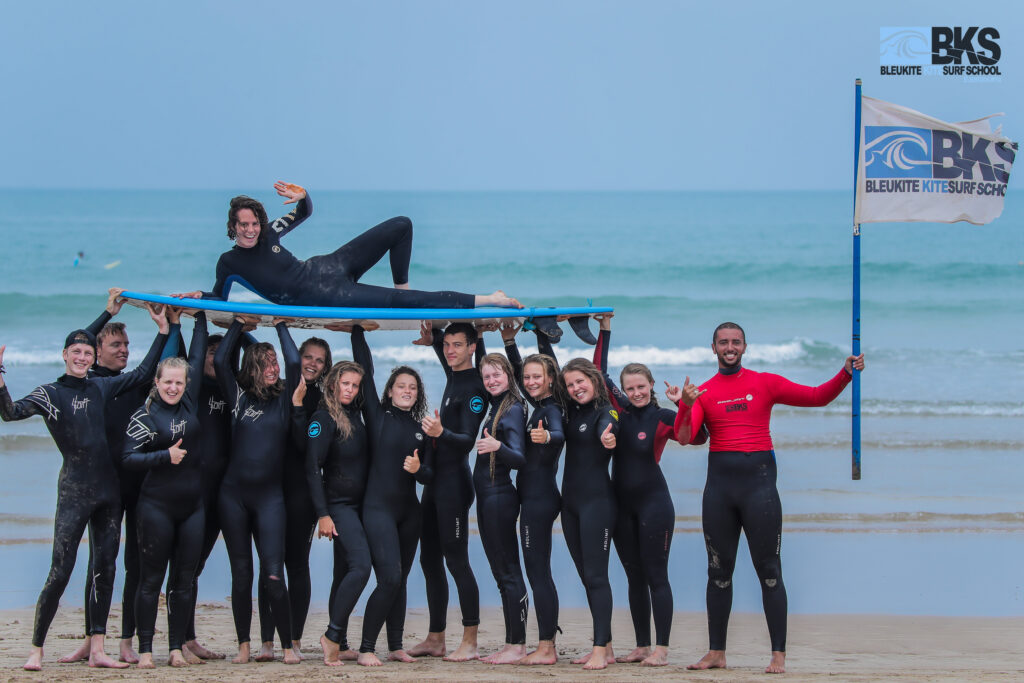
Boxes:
[865,126,1014,182]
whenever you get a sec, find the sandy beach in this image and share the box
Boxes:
[1,604,1022,682]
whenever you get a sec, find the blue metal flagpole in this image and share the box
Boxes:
[851,78,862,480]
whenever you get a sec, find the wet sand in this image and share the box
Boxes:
[1,604,1023,681]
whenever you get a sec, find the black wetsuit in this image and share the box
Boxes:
[419,330,486,633]
[215,321,300,648]
[258,379,322,647]
[206,195,474,309]
[0,329,166,648]
[303,397,371,649]
[176,329,251,644]
[121,314,208,654]
[474,393,528,646]
[594,329,678,649]
[79,310,171,642]
[350,328,435,653]
[562,398,619,648]
[505,334,565,642]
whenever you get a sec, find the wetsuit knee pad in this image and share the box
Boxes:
[754,558,783,590]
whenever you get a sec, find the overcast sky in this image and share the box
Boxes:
[2,1,1020,190]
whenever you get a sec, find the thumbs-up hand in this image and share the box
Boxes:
[681,376,706,407]
[404,448,421,474]
[421,408,443,438]
[292,379,307,407]
[530,418,550,444]
[169,438,186,464]
[477,427,500,454]
[600,422,616,449]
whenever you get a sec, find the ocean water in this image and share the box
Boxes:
[0,189,1022,617]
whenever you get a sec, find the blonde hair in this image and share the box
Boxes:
[321,361,365,440]
[146,356,190,412]
[480,353,524,482]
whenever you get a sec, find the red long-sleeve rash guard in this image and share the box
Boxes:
[673,367,852,452]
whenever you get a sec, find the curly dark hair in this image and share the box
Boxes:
[381,365,428,421]
[227,195,269,241]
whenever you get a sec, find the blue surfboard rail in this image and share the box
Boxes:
[120,291,613,320]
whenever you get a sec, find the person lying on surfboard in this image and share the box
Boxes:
[174,182,520,310]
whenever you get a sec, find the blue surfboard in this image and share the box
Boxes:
[120,291,612,342]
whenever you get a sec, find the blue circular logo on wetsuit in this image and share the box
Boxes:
[470,396,485,413]
[308,421,322,438]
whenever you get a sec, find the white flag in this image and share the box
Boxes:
[855,96,1016,225]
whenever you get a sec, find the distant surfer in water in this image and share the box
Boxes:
[174,182,520,309]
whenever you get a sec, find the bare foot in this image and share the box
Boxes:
[617,645,651,663]
[766,651,786,674]
[24,646,43,671]
[581,646,610,670]
[185,639,224,659]
[486,644,526,664]
[254,641,275,662]
[119,638,139,664]
[339,648,359,660]
[395,283,410,290]
[321,635,341,666]
[388,649,416,663]
[517,640,557,665]
[642,646,669,667]
[232,642,251,664]
[407,632,446,657]
[478,290,522,308]
[283,647,301,665]
[181,646,203,665]
[58,638,90,663]
[358,652,383,667]
[168,650,190,668]
[444,640,479,662]
[89,650,130,669]
[687,649,727,670]
[137,653,156,669]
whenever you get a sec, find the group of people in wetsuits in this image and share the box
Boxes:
[0,183,865,673]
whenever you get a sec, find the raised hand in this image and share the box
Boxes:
[681,376,706,407]
[147,303,170,334]
[500,320,522,342]
[165,306,182,325]
[292,380,307,407]
[600,423,616,449]
[477,428,500,454]
[595,312,614,331]
[412,321,433,346]
[845,354,866,374]
[664,380,682,404]
[169,438,186,465]
[274,181,307,205]
[170,290,204,300]
[106,287,126,315]
[421,409,443,438]
[318,515,338,539]
[529,418,549,444]
[403,448,421,474]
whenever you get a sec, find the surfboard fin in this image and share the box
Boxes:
[530,316,563,343]
[568,315,598,345]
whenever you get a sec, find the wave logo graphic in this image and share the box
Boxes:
[880,27,930,65]
[865,126,932,178]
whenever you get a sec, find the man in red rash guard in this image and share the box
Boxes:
[669,322,864,675]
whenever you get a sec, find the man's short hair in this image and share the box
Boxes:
[97,321,128,345]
